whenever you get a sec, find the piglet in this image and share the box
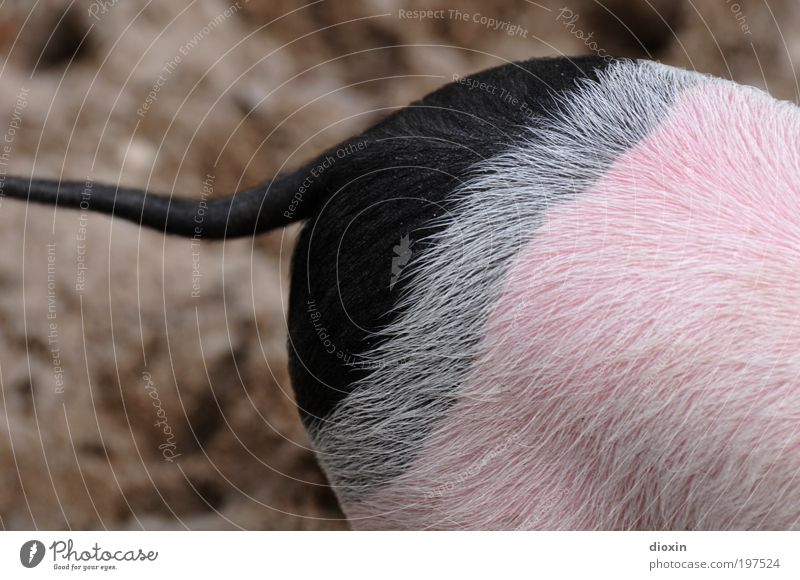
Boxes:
[5,56,799,530]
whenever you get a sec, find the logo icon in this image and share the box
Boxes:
[390,233,413,290]
[20,540,46,568]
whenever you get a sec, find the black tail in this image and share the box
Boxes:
[0,164,320,239]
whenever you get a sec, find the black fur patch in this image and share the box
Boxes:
[287,56,621,429]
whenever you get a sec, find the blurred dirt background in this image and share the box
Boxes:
[0,0,798,530]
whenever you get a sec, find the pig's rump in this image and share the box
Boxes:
[293,59,800,529]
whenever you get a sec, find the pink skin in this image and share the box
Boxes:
[346,82,800,530]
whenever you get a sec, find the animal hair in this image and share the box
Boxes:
[311,60,800,530]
